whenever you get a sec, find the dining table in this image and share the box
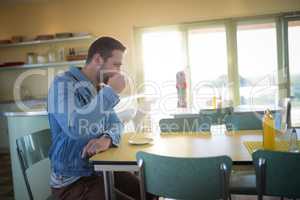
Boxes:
[90,129,263,200]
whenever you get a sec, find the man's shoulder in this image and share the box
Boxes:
[52,69,77,86]
[48,69,76,100]
[47,69,77,113]
[54,70,72,81]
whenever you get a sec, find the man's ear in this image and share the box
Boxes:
[92,53,104,65]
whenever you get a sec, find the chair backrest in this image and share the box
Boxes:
[252,150,300,199]
[159,117,211,132]
[225,112,263,131]
[200,107,234,125]
[136,151,232,200]
[16,129,52,200]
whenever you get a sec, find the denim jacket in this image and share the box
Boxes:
[48,66,123,176]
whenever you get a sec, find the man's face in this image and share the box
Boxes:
[98,50,124,84]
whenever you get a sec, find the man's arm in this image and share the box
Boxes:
[48,76,120,141]
[81,111,124,158]
[104,111,124,146]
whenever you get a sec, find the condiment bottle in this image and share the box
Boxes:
[263,109,276,150]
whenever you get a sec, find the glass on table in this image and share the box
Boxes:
[288,128,299,153]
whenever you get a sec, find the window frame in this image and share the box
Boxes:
[134,11,300,108]
[283,14,300,127]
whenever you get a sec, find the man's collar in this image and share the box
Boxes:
[69,66,99,93]
[69,66,91,83]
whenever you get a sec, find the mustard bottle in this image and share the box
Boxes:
[212,96,217,109]
[263,109,276,150]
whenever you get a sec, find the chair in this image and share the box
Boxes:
[200,106,234,125]
[159,116,211,132]
[136,151,232,200]
[16,129,55,200]
[225,110,282,131]
[253,150,300,200]
[225,112,263,131]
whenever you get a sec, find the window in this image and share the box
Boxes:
[288,20,300,126]
[188,26,229,110]
[142,30,185,114]
[237,21,278,106]
[138,14,297,118]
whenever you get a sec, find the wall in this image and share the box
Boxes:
[0,0,300,101]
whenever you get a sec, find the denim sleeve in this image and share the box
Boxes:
[48,76,120,141]
[104,112,124,146]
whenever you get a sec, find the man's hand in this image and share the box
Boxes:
[107,73,126,94]
[81,135,112,158]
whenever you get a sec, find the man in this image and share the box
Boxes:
[48,37,142,200]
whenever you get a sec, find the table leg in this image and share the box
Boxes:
[108,171,115,200]
[103,171,112,200]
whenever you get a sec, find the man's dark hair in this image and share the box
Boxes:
[86,36,126,64]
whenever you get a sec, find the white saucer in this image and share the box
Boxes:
[128,137,153,145]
